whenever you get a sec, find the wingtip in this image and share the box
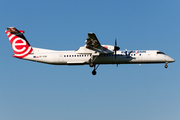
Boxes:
[88,32,95,34]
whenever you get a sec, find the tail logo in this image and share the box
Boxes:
[6,31,33,58]
[12,38,27,53]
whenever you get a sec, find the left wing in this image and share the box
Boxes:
[76,33,114,54]
[86,33,101,49]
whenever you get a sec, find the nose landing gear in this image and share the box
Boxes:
[165,62,168,68]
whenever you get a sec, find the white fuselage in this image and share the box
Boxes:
[23,47,175,65]
[5,27,175,75]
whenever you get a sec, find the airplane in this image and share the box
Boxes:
[5,27,175,75]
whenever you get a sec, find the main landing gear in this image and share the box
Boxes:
[89,62,94,67]
[92,64,99,75]
[89,55,99,75]
[89,63,99,75]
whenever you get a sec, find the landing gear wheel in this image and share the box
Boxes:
[89,62,94,67]
[92,70,97,75]
[90,64,99,75]
[165,64,168,68]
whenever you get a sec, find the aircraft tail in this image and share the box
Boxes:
[5,27,33,58]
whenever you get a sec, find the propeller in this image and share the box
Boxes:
[114,39,120,59]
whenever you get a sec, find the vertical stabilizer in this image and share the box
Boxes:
[5,27,33,58]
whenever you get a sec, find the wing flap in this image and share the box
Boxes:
[67,61,86,65]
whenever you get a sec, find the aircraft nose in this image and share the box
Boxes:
[166,56,175,63]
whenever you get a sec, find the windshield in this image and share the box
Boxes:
[157,51,165,55]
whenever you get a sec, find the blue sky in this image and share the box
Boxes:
[0,0,179,120]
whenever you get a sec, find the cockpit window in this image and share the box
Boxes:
[157,52,165,55]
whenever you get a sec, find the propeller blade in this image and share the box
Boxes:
[114,38,120,59]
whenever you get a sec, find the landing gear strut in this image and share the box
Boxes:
[92,64,99,75]
[165,62,168,68]
[89,56,97,68]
